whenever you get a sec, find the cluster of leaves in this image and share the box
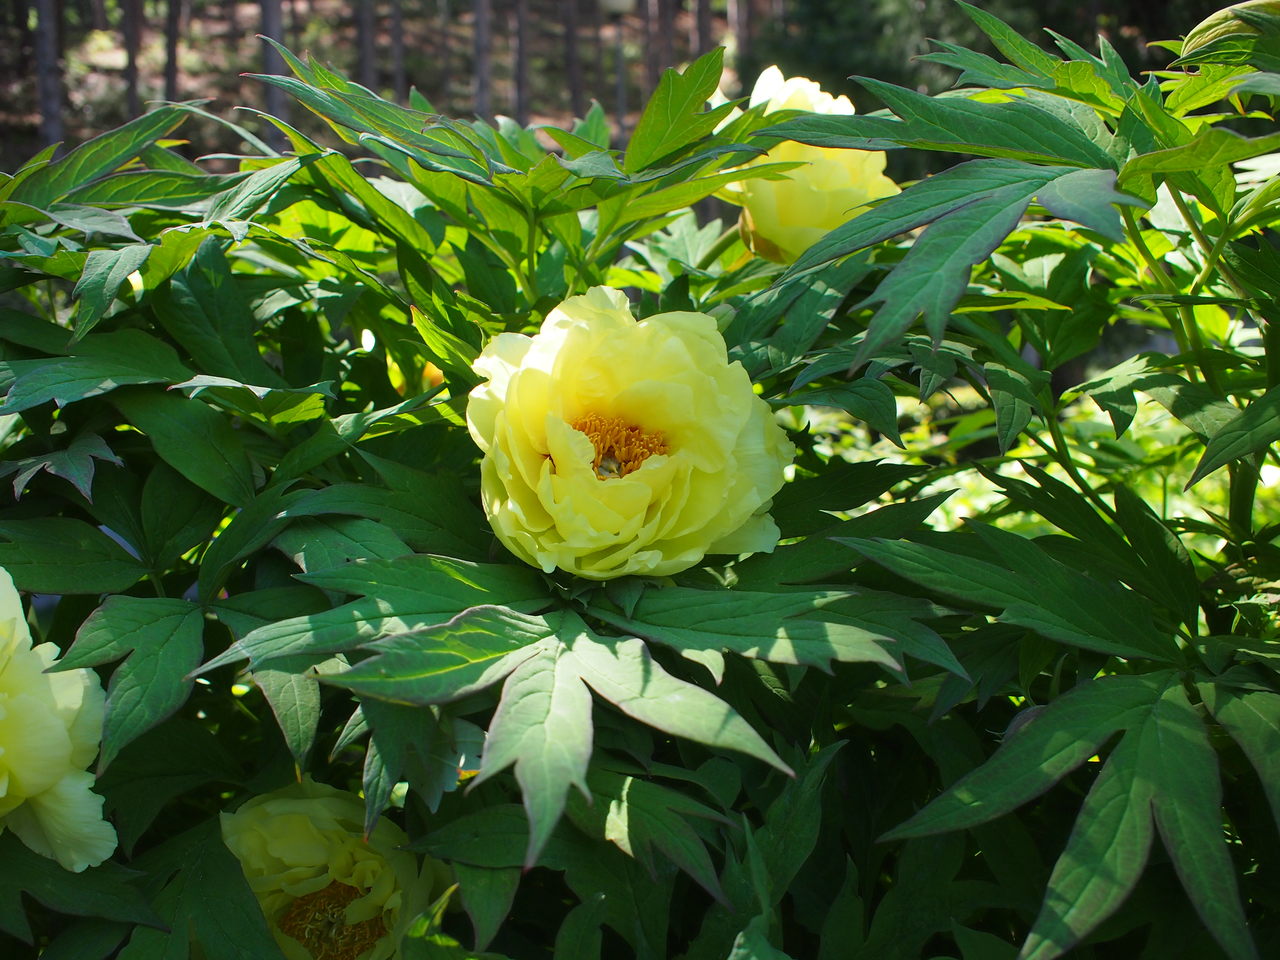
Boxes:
[3,2,1280,958]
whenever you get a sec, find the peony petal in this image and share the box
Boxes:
[6,769,117,872]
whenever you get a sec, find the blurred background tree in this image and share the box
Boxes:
[0,0,1229,172]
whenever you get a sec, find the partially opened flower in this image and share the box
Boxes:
[725,66,900,263]
[0,567,116,873]
[221,779,439,960]
[467,286,794,579]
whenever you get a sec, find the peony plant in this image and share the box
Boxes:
[3,5,1280,960]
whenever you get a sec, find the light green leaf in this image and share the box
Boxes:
[56,597,203,772]
[624,47,733,172]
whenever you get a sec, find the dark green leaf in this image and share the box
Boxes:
[0,517,147,594]
[57,596,204,771]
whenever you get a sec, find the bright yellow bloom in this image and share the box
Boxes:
[221,780,439,960]
[0,567,116,873]
[726,66,900,263]
[467,286,794,579]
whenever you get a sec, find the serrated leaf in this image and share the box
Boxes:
[565,619,790,775]
[0,431,121,501]
[57,596,203,771]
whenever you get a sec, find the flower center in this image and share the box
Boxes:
[276,881,386,960]
[569,413,668,479]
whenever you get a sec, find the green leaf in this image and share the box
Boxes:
[471,636,593,866]
[787,379,903,446]
[7,106,186,208]
[111,389,257,507]
[566,768,729,902]
[328,606,555,705]
[1021,682,1256,960]
[844,526,1176,660]
[0,517,147,594]
[0,431,121,501]
[62,169,253,209]
[0,832,160,943]
[1200,684,1280,833]
[766,81,1115,168]
[1187,384,1280,487]
[954,0,1061,76]
[150,238,285,386]
[565,618,790,775]
[624,48,733,172]
[199,556,548,672]
[0,329,190,414]
[589,587,898,679]
[117,820,286,960]
[57,597,204,772]
[72,245,150,338]
[882,673,1169,840]
[769,460,923,536]
[727,915,795,960]
[204,156,304,221]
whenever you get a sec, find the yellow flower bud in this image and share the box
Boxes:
[0,567,116,873]
[466,286,794,579]
[727,66,900,263]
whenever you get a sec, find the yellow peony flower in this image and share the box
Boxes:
[221,780,439,960]
[0,567,116,873]
[467,286,794,579]
[726,66,900,263]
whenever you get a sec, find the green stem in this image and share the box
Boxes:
[1228,460,1258,540]
[696,224,742,271]
[1032,413,1119,522]
[1120,205,1217,391]
[525,214,540,304]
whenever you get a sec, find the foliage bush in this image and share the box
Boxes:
[2,3,1280,958]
